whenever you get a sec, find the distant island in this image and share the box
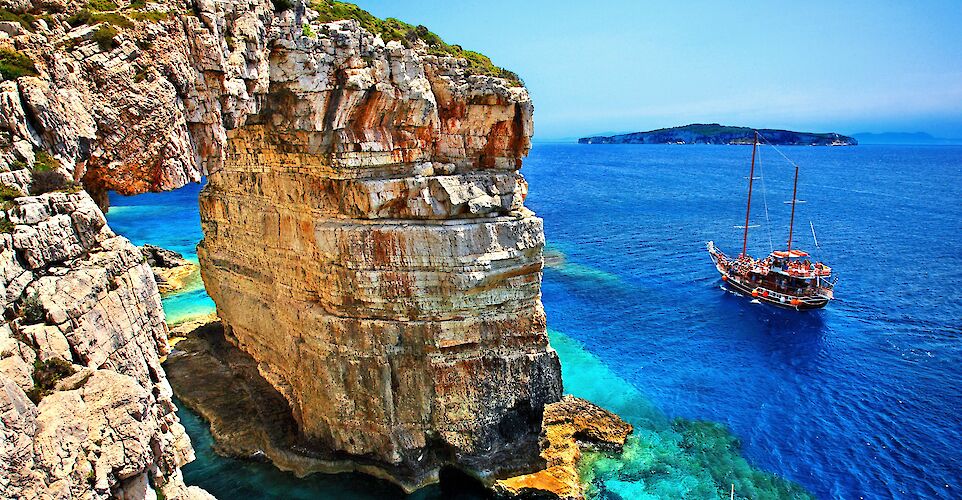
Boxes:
[579,124,858,146]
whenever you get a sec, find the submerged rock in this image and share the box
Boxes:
[165,320,636,499]
[141,244,190,269]
[163,320,446,492]
[496,395,633,499]
[141,244,199,295]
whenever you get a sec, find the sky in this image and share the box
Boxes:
[351,1,962,140]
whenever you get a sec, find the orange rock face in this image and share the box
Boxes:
[0,0,567,495]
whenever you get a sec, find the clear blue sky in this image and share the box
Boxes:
[352,1,962,140]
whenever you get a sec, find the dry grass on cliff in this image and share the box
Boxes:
[26,358,76,403]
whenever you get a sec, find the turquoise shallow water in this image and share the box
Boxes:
[107,185,215,323]
[106,143,962,498]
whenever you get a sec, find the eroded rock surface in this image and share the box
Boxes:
[1,0,564,493]
[141,244,198,295]
[0,187,208,499]
[192,1,564,490]
[165,321,421,487]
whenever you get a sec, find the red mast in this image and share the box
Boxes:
[741,132,758,257]
[787,165,799,252]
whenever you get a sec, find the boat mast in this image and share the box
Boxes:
[741,131,758,257]
[787,165,799,252]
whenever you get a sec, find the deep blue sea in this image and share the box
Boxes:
[107,143,962,499]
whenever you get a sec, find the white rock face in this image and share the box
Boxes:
[0,190,206,499]
[194,4,561,491]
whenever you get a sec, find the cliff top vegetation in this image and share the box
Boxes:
[304,0,522,84]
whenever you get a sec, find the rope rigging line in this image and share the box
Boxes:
[754,129,825,254]
[754,130,799,169]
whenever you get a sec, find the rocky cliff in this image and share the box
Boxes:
[0,1,223,496]
[195,7,564,490]
[0,0,566,495]
[0,171,209,499]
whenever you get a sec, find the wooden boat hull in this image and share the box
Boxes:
[720,270,829,310]
[707,242,831,311]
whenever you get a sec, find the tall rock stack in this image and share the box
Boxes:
[196,16,563,485]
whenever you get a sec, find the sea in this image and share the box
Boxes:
[106,143,962,499]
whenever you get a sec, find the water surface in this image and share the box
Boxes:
[107,143,962,498]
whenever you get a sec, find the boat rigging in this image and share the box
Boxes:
[707,131,837,310]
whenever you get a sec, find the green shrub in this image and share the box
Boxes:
[302,22,316,38]
[0,9,52,31]
[0,48,38,81]
[310,0,521,84]
[67,9,132,28]
[92,24,119,50]
[9,160,26,171]
[36,14,56,28]
[0,8,34,30]
[0,216,13,233]
[66,8,92,26]
[134,65,149,82]
[32,151,60,172]
[129,10,171,22]
[0,183,22,202]
[21,292,45,325]
[26,358,75,403]
[87,0,119,12]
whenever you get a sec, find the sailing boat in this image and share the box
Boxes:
[707,132,837,310]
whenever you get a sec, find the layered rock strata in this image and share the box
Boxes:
[165,321,418,488]
[196,16,564,488]
[1,0,565,492]
[0,178,209,499]
[165,321,632,498]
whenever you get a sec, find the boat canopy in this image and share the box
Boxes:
[771,249,809,258]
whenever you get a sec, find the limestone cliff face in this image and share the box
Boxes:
[0,4,217,496]
[0,173,209,499]
[196,14,563,488]
[0,0,564,492]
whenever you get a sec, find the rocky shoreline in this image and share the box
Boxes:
[140,244,200,296]
[163,317,633,498]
